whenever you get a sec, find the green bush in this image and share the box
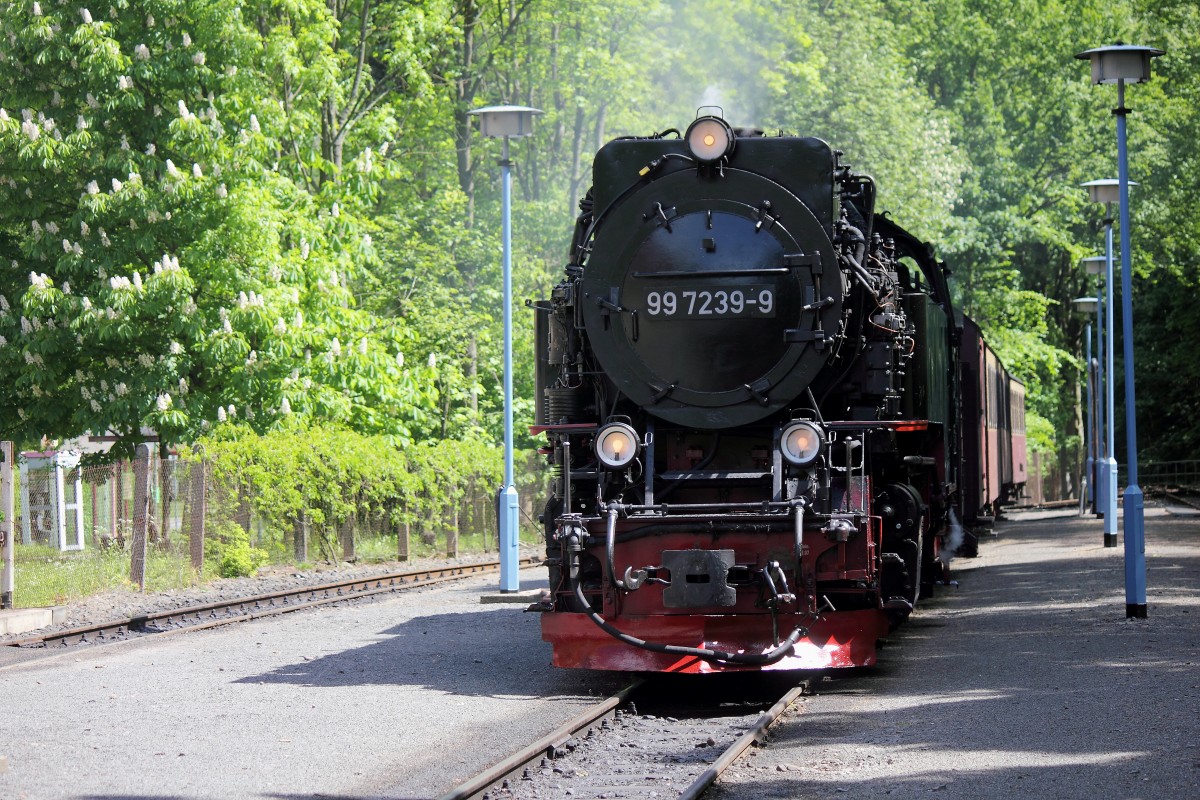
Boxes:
[185,419,511,565]
[208,522,270,578]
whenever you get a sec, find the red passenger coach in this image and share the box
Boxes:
[959,318,1027,522]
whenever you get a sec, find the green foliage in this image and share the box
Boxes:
[187,418,504,556]
[0,0,442,452]
[2,0,1195,480]
[208,521,268,578]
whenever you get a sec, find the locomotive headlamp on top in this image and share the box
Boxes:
[781,421,824,466]
[685,116,736,163]
[595,422,640,469]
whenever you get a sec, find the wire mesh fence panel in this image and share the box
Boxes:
[9,442,521,607]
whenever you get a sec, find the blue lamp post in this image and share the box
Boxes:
[468,104,542,592]
[1072,296,1098,517]
[1080,254,1109,524]
[1075,44,1163,618]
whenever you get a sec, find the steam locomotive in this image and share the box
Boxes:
[531,114,1025,672]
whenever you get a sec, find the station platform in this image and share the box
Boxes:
[714,504,1200,800]
[0,605,65,636]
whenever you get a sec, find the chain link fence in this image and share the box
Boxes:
[4,447,520,609]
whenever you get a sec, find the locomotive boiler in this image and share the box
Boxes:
[531,114,971,672]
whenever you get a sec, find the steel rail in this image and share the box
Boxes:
[677,684,807,800]
[438,680,644,800]
[4,556,540,650]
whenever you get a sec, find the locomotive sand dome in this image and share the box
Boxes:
[580,123,846,429]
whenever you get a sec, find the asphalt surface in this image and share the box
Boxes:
[713,507,1200,800]
[2,509,1197,799]
[0,567,625,800]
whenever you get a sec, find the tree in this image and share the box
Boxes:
[0,0,439,453]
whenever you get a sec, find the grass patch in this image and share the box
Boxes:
[8,525,539,608]
[12,542,201,608]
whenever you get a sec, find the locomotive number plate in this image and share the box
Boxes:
[643,286,775,318]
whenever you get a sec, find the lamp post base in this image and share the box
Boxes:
[1126,604,1147,619]
[498,484,521,593]
[1103,533,1118,548]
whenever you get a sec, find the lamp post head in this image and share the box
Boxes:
[468,105,543,138]
[1081,256,1107,275]
[1073,297,1099,315]
[1081,178,1125,204]
[1075,44,1164,85]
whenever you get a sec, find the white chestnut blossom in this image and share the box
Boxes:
[117,75,132,90]
[115,382,127,396]
[249,114,260,133]
[80,8,92,23]
[155,394,172,411]
[216,183,227,199]
[182,32,192,46]
[165,159,179,177]
[86,180,99,195]
[76,115,87,130]
[192,51,205,65]
[21,120,39,140]
[134,43,150,60]
[428,353,437,369]
[192,163,202,178]
[169,341,183,355]
[217,406,227,423]
[396,352,404,368]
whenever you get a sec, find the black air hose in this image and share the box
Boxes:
[571,580,805,666]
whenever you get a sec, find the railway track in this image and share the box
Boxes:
[441,676,809,800]
[3,556,539,651]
